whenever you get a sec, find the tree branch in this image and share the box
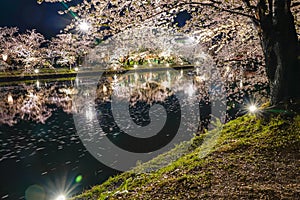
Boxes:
[242,0,257,10]
[268,0,273,15]
[141,1,259,26]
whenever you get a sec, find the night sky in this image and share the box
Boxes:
[0,0,81,39]
[0,0,190,40]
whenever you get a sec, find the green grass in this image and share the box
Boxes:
[71,113,300,200]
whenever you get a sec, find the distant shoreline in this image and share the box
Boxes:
[0,65,194,83]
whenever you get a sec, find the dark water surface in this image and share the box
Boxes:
[0,95,117,200]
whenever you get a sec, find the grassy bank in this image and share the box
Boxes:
[71,113,300,200]
[0,68,77,82]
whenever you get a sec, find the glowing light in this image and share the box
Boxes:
[75,175,83,183]
[74,67,79,72]
[64,88,73,95]
[7,94,13,105]
[103,85,107,93]
[133,64,138,69]
[79,21,90,32]
[113,74,118,81]
[187,83,195,97]
[2,54,8,61]
[55,194,66,200]
[34,69,39,74]
[239,80,243,88]
[165,63,170,67]
[36,80,40,89]
[226,66,230,73]
[248,104,258,113]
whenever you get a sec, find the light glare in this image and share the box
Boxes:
[55,194,66,200]
[7,94,13,105]
[79,21,90,32]
[248,104,258,113]
[2,54,8,61]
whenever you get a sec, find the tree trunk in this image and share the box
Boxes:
[258,0,300,105]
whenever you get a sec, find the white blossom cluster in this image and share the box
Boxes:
[0,27,92,72]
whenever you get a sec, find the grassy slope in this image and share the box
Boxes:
[72,114,300,200]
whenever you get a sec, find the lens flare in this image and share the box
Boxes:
[75,175,83,183]
[248,104,258,113]
[79,21,90,32]
[55,194,66,200]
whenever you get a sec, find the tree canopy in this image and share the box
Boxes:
[37,0,299,105]
[0,0,299,105]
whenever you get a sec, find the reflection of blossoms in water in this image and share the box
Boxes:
[95,70,206,108]
[19,90,52,124]
[0,82,77,126]
[95,75,173,107]
[129,82,172,106]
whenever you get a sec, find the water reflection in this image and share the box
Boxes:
[0,82,75,126]
[0,69,213,128]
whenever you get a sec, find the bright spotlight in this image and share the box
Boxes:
[79,21,90,32]
[55,194,66,200]
[248,104,258,113]
[34,69,39,74]
[74,67,79,72]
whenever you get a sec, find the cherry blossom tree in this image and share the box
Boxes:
[0,28,92,72]
[0,28,51,72]
[38,0,299,106]
[13,30,48,72]
[49,33,92,69]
